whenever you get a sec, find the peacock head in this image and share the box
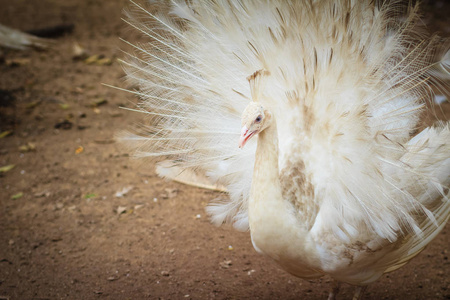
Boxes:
[239,102,272,148]
[239,69,272,148]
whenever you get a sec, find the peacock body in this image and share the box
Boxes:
[120,0,450,295]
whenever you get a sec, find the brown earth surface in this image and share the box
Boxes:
[0,0,449,299]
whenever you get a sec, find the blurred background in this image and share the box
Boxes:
[0,0,448,299]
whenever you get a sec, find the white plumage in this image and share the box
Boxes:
[120,0,450,297]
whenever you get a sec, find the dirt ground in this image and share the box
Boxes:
[0,0,449,299]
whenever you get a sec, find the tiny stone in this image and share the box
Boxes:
[161,270,170,276]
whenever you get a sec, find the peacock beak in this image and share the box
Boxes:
[239,125,255,148]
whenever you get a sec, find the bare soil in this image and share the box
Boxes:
[0,0,449,299]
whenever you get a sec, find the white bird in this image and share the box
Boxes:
[119,0,450,298]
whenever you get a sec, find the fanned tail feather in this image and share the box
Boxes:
[119,0,449,245]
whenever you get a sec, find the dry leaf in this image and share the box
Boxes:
[0,130,13,138]
[72,42,89,60]
[75,146,84,154]
[134,204,144,210]
[0,164,15,173]
[34,191,51,198]
[164,188,178,199]
[18,142,36,152]
[84,54,100,64]
[107,276,119,281]
[115,186,134,198]
[11,192,23,199]
[219,260,232,269]
[84,55,112,66]
[90,98,108,108]
[116,206,127,215]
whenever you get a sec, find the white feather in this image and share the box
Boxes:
[119,0,450,289]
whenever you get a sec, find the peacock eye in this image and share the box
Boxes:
[255,115,262,123]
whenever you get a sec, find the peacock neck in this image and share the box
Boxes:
[248,120,284,227]
[253,121,280,188]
